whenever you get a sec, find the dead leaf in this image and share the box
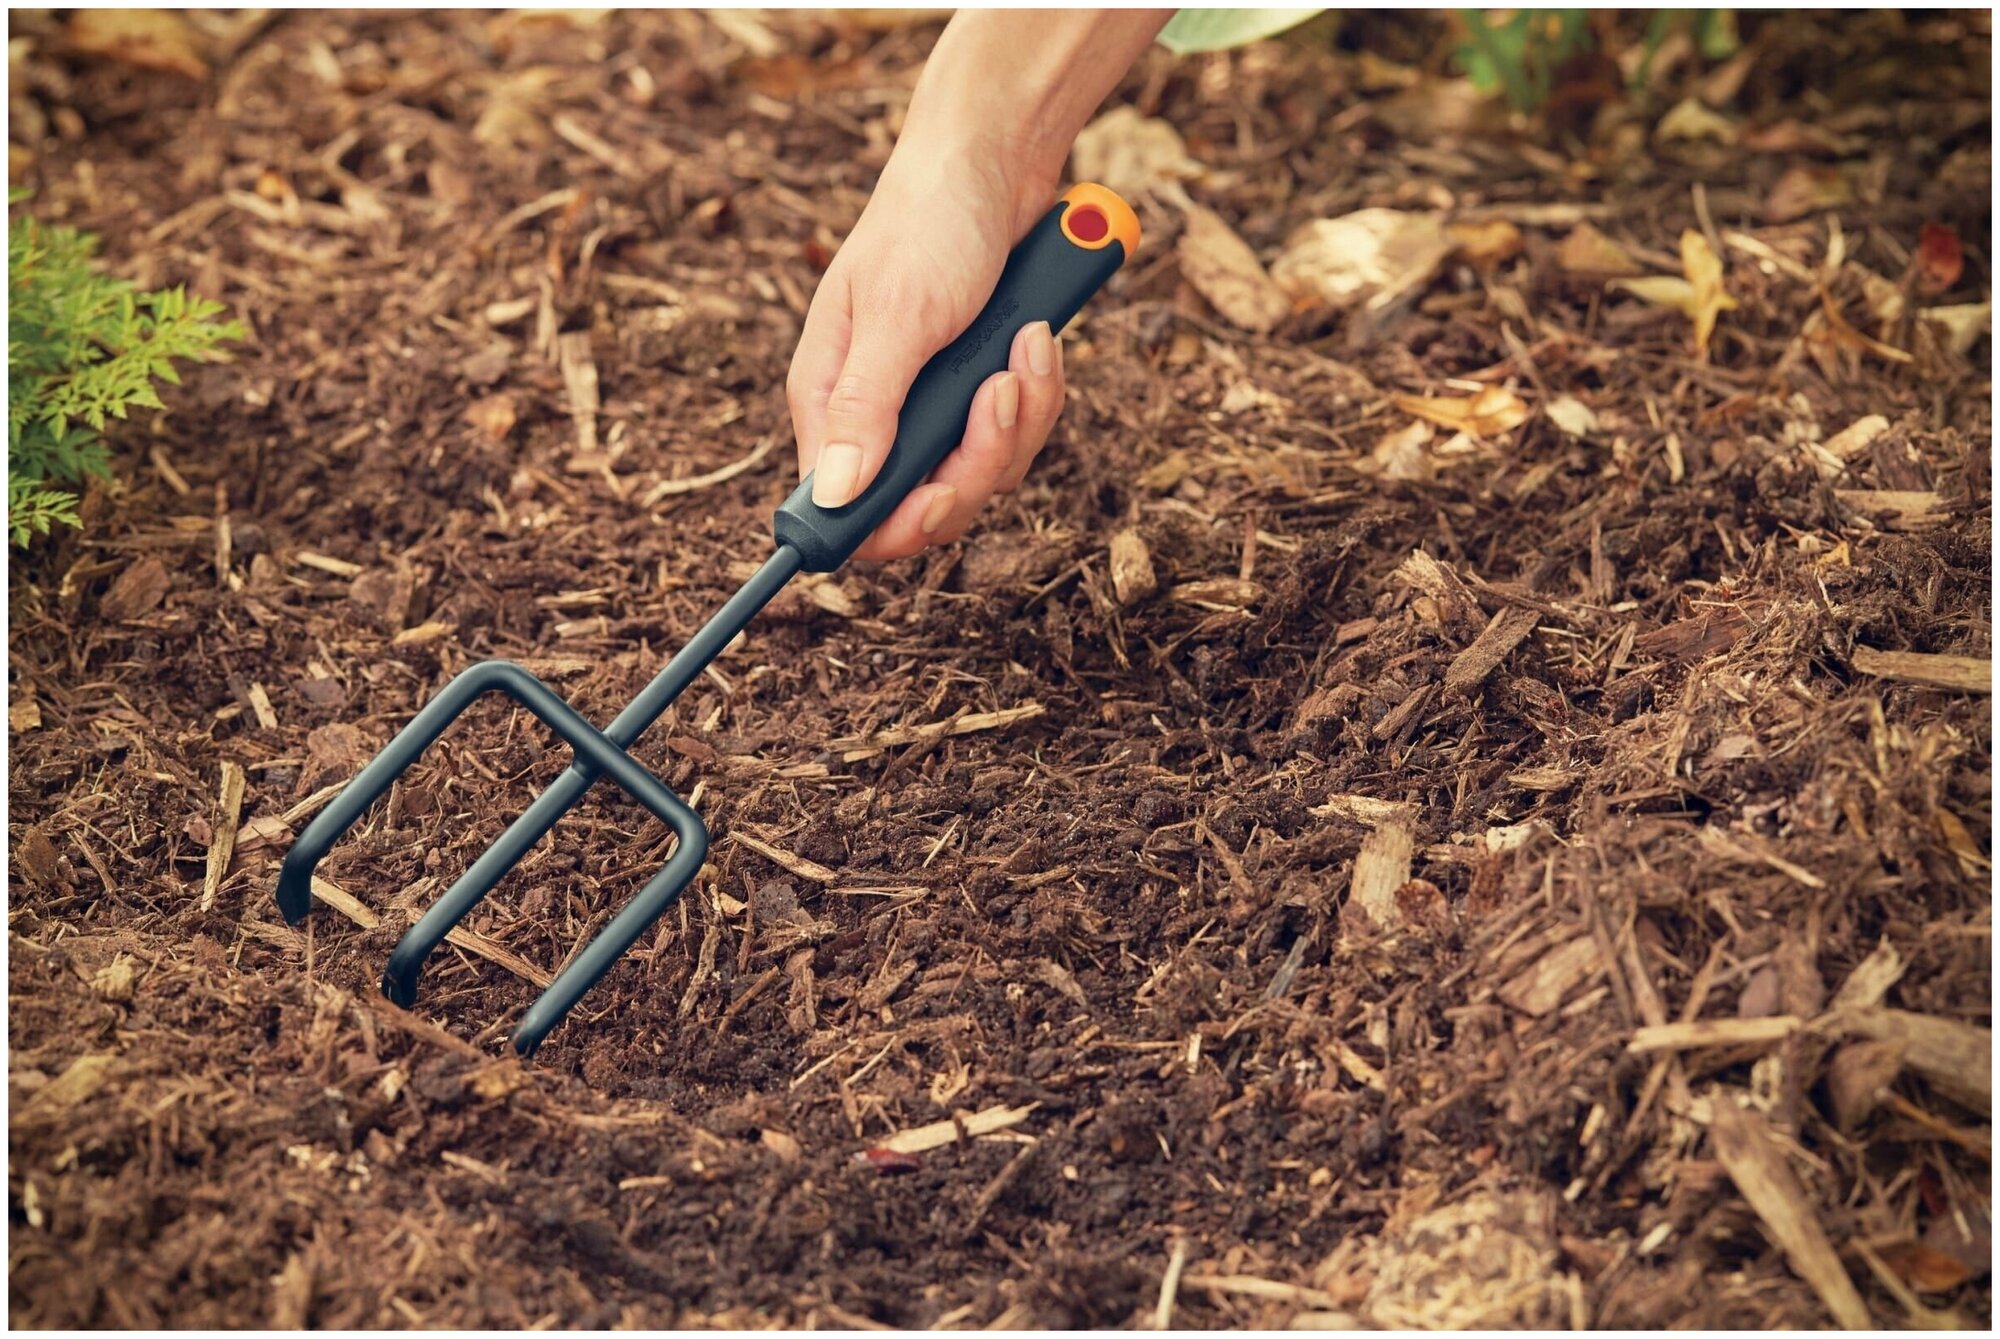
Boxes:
[1919,302,1990,356]
[1545,395,1598,438]
[1391,386,1530,438]
[1366,419,1436,481]
[1765,165,1852,223]
[465,393,518,443]
[1446,219,1524,270]
[1679,230,1736,357]
[1558,223,1643,278]
[1741,119,1861,156]
[732,53,871,99]
[101,556,172,621]
[1877,1243,1974,1295]
[68,9,207,80]
[1610,230,1737,357]
[1271,209,1451,313]
[1916,224,1965,294]
[1655,96,1738,144]
[1071,106,1202,197]
[1177,203,1288,333]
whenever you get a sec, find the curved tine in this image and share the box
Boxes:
[378,664,699,1007]
[278,661,524,924]
[511,800,709,1057]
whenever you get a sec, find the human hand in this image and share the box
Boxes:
[784,7,1170,561]
[785,149,1069,561]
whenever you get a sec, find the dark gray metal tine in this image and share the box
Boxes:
[278,660,694,928]
[510,809,708,1056]
[376,545,803,1005]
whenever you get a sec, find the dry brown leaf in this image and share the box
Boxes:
[1710,1099,1874,1328]
[1071,106,1202,197]
[1545,395,1599,438]
[1446,219,1524,270]
[464,393,518,443]
[1391,386,1530,438]
[68,9,208,80]
[1177,203,1288,333]
[1558,223,1643,278]
[1655,96,1739,145]
[1680,230,1737,356]
[1272,209,1451,313]
[1920,302,1991,356]
[1367,419,1436,481]
[1765,165,1852,224]
[1610,230,1738,357]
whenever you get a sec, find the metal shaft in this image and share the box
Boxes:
[380,545,805,1006]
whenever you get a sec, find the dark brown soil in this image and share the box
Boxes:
[9,9,1992,1329]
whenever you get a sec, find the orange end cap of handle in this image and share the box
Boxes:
[1059,183,1140,261]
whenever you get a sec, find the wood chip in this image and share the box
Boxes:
[639,435,778,504]
[1849,647,1990,694]
[1828,939,1904,1012]
[1627,1016,1802,1053]
[439,1149,509,1186]
[246,681,278,730]
[1697,826,1827,889]
[1709,1098,1873,1328]
[730,832,836,884]
[1109,528,1158,606]
[831,702,1045,762]
[1310,794,1416,826]
[199,761,246,913]
[1821,414,1890,461]
[873,1103,1038,1155]
[293,551,364,577]
[101,556,172,621]
[1180,1274,1342,1311]
[308,876,551,989]
[1836,1008,1990,1116]
[1443,606,1540,695]
[18,1053,120,1118]
[1350,813,1414,929]
[1497,934,1601,1016]
[390,621,457,647]
[558,330,599,456]
[1836,489,1949,531]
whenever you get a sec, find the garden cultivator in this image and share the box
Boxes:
[276,185,1139,1055]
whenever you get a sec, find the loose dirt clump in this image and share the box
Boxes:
[9,9,1992,1329]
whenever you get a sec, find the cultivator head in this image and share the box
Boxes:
[276,184,1138,1053]
[276,548,799,1055]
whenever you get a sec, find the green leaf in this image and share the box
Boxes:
[9,204,242,547]
[1157,7,1324,54]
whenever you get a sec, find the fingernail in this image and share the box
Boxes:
[994,373,1019,430]
[1027,321,1053,377]
[919,485,958,537]
[813,443,862,507]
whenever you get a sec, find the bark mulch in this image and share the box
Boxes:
[8,9,1991,1329]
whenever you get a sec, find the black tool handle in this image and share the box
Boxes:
[773,183,1140,572]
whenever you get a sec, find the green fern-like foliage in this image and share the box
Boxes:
[8,194,243,546]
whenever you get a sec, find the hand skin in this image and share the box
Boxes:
[786,8,1171,560]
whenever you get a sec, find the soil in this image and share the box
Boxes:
[7,9,1992,1329]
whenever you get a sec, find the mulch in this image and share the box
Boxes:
[7,8,1991,1328]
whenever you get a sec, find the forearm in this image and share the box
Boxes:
[896,8,1173,206]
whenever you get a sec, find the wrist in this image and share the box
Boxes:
[896,9,1170,226]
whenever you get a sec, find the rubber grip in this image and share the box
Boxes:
[773,185,1137,572]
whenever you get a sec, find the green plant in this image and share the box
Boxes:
[1453,8,1738,111]
[8,193,241,546]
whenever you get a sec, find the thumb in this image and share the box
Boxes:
[809,293,940,509]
